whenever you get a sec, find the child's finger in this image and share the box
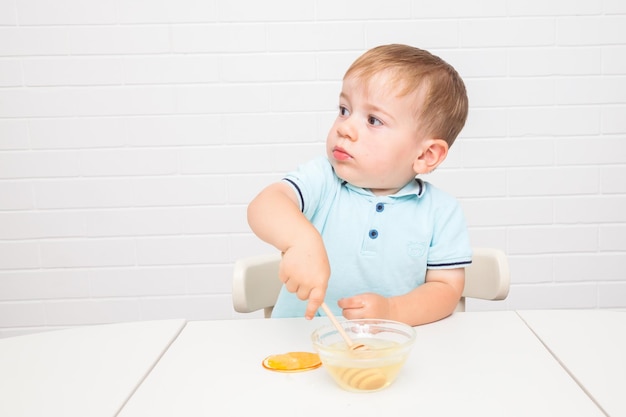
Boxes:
[304,287,325,320]
[338,297,365,310]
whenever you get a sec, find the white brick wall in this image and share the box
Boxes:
[1,0,625,337]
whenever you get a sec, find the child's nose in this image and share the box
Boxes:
[337,119,357,141]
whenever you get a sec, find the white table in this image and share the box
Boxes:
[0,319,186,417]
[118,312,604,417]
[518,309,626,417]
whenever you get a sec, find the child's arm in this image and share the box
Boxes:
[337,268,465,326]
[247,181,330,319]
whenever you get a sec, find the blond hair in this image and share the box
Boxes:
[345,44,468,146]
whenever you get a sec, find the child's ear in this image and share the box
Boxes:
[412,138,449,175]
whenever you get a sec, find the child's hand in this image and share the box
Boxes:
[279,241,330,320]
[338,293,391,320]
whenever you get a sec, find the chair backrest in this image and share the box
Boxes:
[232,247,510,318]
[232,253,282,318]
[455,247,510,312]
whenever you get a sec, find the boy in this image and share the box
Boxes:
[248,44,471,326]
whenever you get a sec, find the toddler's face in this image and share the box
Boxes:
[326,71,427,196]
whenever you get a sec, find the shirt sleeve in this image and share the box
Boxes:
[426,187,472,269]
[281,157,338,220]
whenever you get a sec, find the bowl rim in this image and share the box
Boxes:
[310,318,417,351]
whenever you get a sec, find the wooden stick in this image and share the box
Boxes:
[320,302,364,350]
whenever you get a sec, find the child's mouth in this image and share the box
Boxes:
[332,147,351,161]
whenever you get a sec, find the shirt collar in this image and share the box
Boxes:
[342,178,425,199]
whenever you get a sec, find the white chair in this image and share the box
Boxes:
[232,248,510,318]
[232,252,282,318]
[455,247,510,312]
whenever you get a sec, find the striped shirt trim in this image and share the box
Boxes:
[283,178,304,212]
[427,260,472,268]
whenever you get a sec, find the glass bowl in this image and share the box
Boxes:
[311,319,416,392]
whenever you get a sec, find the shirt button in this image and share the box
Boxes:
[375,203,384,212]
[369,229,379,239]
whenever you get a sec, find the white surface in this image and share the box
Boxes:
[0,319,186,417]
[118,312,603,417]
[518,309,626,417]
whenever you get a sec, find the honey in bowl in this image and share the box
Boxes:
[262,351,322,372]
[311,319,416,392]
[321,339,405,391]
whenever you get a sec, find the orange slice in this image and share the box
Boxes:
[262,351,322,372]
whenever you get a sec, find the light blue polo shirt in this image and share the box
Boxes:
[271,156,472,318]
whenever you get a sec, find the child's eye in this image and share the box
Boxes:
[368,116,383,126]
[339,105,350,117]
